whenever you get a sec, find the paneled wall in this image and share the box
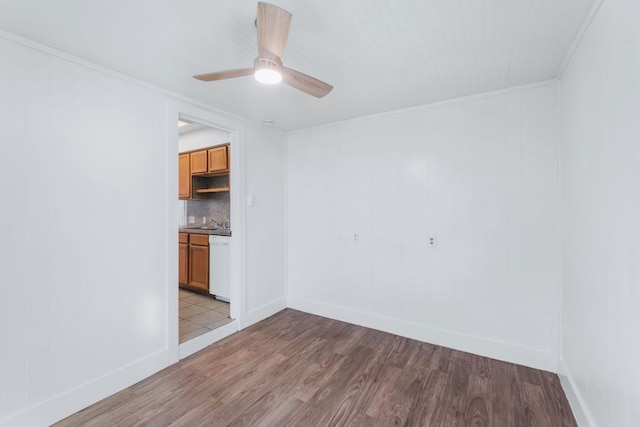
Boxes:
[558,0,640,425]
[0,36,168,425]
[286,83,559,370]
[0,34,287,426]
[245,123,287,319]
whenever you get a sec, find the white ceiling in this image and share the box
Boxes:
[0,0,595,131]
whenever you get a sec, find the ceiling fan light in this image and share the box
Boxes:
[254,68,282,84]
[253,57,283,84]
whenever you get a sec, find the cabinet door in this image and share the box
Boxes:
[208,146,228,172]
[188,243,209,292]
[178,242,189,285]
[190,150,208,174]
[178,153,191,199]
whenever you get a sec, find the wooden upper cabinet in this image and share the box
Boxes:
[180,144,230,200]
[190,150,208,175]
[208,146,228,173]
[178,153,191,199]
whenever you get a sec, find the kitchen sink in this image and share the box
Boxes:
[183,225,219,230]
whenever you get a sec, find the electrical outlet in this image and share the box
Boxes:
[353,232,360,243]
[428,235,436,247]
[188,216,195,224]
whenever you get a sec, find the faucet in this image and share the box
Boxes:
[209,218,223,228]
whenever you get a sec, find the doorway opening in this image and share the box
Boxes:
[177,118,234,344]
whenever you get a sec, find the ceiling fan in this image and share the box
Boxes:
[193,2,333,98]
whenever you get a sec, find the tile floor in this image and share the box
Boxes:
[179,288,232,343]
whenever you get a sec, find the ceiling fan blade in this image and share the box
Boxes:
[193,68,254,81]
[257,2,292,59]
[282,67,333,98]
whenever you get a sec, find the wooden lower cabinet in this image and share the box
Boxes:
[178,233,189,285]
[188,242,209,292]
[179,233,209,294]
[178,233,209,294]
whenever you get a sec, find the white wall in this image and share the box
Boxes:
[178,126,230,153]
[286,83,559,371]
[0,32,286,426]
[0,35,168,426]
[244,123,287,322]
[558,0,640,425]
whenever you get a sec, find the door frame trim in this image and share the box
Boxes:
[167,100,247,362]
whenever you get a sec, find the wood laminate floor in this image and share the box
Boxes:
[55,309,577,426]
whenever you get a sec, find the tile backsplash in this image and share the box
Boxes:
[185,193,230,226]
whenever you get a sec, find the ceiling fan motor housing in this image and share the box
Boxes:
[254,56,283,74]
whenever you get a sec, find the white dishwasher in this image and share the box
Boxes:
[209,235,231,302]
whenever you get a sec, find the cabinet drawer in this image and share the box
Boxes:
[189,234,209,246]
[179,233,189,244]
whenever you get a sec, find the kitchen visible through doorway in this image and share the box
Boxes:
[177,117,234,344]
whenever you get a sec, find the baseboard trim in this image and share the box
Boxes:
[288,296,556,372]
[0,349,169,427]
[245,297,287,327]
[557,360,595,427]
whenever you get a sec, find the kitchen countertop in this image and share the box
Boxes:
[179,226,232,237]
